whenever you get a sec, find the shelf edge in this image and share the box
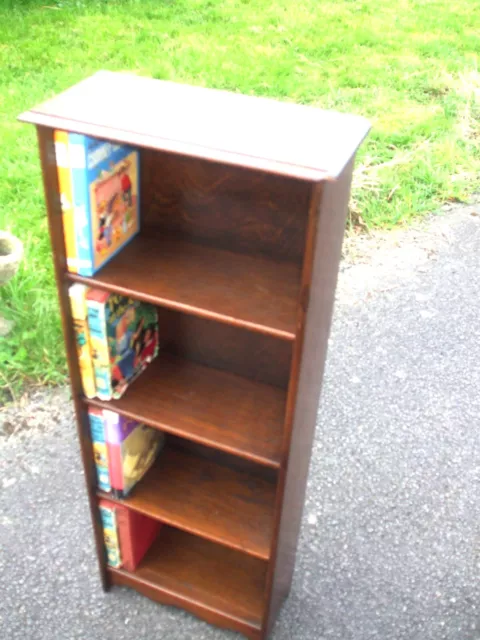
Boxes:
[109,567,263,638]
[67,272,297,342]
[84,396,281,470]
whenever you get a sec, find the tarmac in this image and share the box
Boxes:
[1,201,479,640]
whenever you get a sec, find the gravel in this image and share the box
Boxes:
[1,200,479,640]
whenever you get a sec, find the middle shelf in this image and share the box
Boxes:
[68,233,301,341]
[98,445,276,560]
[86,352,286,468]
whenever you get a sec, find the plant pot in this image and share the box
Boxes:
[0,231,23,337]
[0,231,23,286]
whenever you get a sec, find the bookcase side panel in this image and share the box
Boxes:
[264,158,355,636]
[36,125,109,590]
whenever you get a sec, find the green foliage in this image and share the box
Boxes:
[0,0,479,395]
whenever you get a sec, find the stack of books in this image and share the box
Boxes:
[54,130,140,277]
[68,284,159,401]
[57,131,164,572]
[91,408,165,571]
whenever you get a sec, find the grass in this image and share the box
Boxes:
[0,0,479,400]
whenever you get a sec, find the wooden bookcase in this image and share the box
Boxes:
[20,72,369,639]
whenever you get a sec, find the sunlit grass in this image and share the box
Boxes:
[0,0,478,397]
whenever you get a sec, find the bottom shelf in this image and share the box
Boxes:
[109,526,266,638]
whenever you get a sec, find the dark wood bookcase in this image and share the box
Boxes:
[20,72,369,639]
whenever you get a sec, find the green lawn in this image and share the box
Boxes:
[0,0,479,399]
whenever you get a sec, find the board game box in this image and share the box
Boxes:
[86,290,159,400]
[68,133,140,276]
[103,411,165,498]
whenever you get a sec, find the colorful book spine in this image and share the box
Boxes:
[68,283,96,398]
[54,130,78,273]
[88,408,111,493]
[69,133,95,276]
[86,289,112,401]
[98,499,122,568]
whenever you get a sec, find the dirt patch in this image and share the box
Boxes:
[0,386,73,440]
[337,197,480,306]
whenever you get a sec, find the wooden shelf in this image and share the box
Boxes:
[68,234,300,341]
[87,352,286,469]
[26,72,369,639]
[110,526,266,637]
[98,446,275,560]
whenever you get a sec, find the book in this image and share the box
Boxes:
[115,506,161,572]
[98,499,122,568]
[86,290,159,400]
[98,500,161,572]
[68,133,140,276]
[103,411,164,498]
[88,408,111,493]
[68,283,96,398]
[54,130,78,272]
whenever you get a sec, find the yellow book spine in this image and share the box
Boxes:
[99,502,122,568]
[54,130,78,273]
[68,284,96,398]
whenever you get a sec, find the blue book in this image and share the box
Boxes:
[68,134,140,276]
[88,408,111,492]
[98,500,121,568]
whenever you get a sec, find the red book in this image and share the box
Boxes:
[115,505,161,572]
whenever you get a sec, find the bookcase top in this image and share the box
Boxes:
[20,71,370,181]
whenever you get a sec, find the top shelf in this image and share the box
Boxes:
[19,71,370,181]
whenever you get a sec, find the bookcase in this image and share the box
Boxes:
[20,72,369,639]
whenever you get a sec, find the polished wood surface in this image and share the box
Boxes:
[98,446,276,560]
[24,73,370,640]
[264,159,356,635]
[156,308,292,389]
[36,126,109,591]
[87,352,286,468]
[142,150,310,262]
[110,526,266,638]
[20,71,370,181]
[69,233,301,341]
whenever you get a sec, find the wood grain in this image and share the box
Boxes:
[87,352,286,468]
[36,126,109,590]
[156,307,292,389]
[110,526,266,638]
[68,233,301,341]
[99,446,276,560]
[23,75,370,640]
[19,71,371,181]
[141,150,310,262]
[264,160,355,635]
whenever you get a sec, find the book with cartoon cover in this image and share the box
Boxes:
[86,290,159,400]
[68,133,140,276]
[103,411,164,498]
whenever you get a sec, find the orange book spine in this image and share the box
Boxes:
[54,130,78,273]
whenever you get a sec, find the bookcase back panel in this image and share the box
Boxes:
[156,307,292,390]
[166,434,278,484]
[141,150,311,263]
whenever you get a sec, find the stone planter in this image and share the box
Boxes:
[0,231,23,336]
